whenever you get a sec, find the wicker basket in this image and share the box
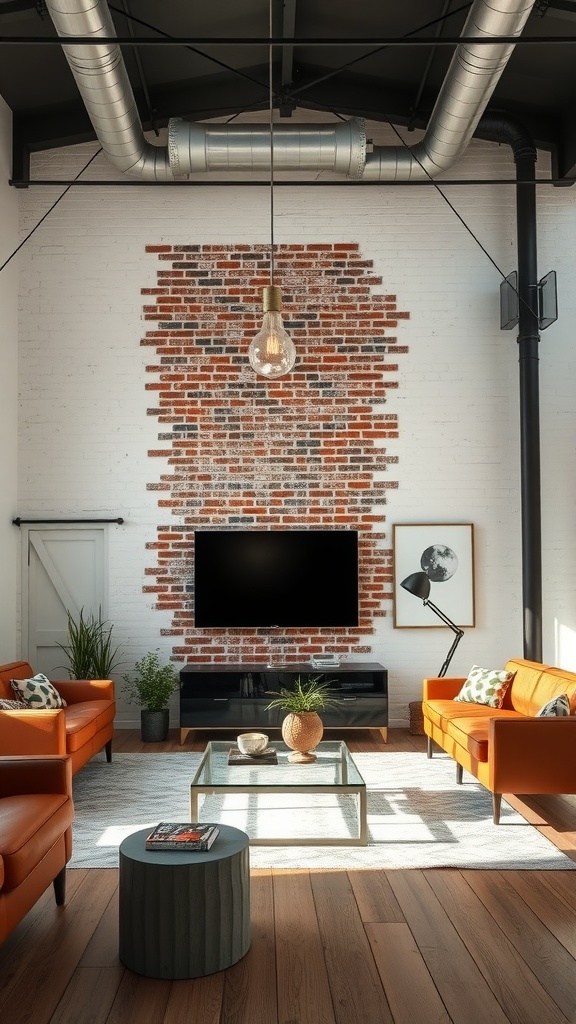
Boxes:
[409,701,425,736]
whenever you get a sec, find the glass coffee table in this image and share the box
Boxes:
[190,740,367,846]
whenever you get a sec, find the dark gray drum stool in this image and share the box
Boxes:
[119,824,250,979]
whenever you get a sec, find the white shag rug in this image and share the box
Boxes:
[68,750,576,871]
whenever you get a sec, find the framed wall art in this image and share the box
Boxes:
[393,523,475,628]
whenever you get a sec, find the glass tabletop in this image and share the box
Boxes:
[191,740,365,789]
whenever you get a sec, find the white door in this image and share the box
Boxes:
[22,527,107,676]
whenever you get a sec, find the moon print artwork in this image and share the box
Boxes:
[393,524,475,627]
[420,545,458,582]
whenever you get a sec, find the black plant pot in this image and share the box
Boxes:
[140,708,170,742]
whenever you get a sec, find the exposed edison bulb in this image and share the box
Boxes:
[248,285,296,379]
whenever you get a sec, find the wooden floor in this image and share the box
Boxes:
[2,728,576,1024]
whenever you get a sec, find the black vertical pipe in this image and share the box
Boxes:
[479,115,541,661]
[515,148,542,662]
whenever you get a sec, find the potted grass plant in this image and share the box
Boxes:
[123,650,178,742]
[265,675,341,763]
[57,608,122,679]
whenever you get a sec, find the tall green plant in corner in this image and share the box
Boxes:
[57,608,122,679]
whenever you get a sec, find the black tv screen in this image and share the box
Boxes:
[194,529,359,628]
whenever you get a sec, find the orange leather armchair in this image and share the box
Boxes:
[0,755,74,943]
[0,661,116,776]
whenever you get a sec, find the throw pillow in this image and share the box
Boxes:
[535,693,570,717]
[0,697,27,709]
[454,665,514,709]
[10,673,67,709]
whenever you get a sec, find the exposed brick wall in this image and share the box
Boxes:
[142,242,409,664]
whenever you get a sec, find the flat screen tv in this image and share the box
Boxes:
[194,529,359,628]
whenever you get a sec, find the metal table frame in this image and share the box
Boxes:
[190,740,368,846]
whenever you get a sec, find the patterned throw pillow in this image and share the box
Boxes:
[10,674,67,709]
[0,697,27,710]
[454,665,514,709]
[535,694,570,717]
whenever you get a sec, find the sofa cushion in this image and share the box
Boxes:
[445,716,491,761]
[501,659,576,716]
[535,693,570,717]
[0,793,73,890]
[11,674,67,709]
[64,700,116,752]
[454,665,514,709]
[423,699,496,730]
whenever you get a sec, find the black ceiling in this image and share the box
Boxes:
[1,0,576,183]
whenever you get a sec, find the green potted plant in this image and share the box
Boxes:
[57,608,122,679]
[123,650,178,742]
[265,675,341,763]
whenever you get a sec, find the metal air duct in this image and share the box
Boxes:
[44,0,535,180]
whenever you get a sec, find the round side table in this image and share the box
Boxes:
[119,824,250,979]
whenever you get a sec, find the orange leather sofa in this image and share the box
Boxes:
[422,658,576,823]
[0,755,74,943]
[0,661,116,775]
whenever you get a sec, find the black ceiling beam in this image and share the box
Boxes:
[10,177,570,187]
[2,34,576,46]
[280,0,297,89]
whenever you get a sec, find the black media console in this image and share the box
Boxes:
[179,662,388,744]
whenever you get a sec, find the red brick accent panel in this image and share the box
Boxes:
[142,243,409,663]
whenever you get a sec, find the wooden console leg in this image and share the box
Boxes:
[492,793,502,825]
[379,727,388,743]
[180,727,194,745]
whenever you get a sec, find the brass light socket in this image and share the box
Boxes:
[262,284,282,313]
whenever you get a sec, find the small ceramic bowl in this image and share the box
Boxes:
[237,732,269,756]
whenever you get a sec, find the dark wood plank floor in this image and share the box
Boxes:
[1,728,576,1024]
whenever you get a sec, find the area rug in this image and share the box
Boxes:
[68,750,575,870]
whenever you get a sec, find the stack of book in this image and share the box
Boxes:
[145,822,220,851]
[227,746,278,765]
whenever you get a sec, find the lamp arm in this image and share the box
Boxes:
[423,599,464,636]
[437,631,464,677]
[423,599,465,678]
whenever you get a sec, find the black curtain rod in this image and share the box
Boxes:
[12,517,124,526]
[9,178,570,188]
[1,35,575,47]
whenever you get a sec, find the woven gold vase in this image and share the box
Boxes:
[281,711,324,763]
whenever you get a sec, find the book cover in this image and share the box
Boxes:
[227,746,278,765]
[145,822,220,851]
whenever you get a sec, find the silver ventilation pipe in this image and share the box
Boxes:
[364,0,535,179]
[44,0,535,181]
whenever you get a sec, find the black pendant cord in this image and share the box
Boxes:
[269,0,275,287]
[0,147,102,275]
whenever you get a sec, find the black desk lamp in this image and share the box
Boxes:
[400,571,464,677]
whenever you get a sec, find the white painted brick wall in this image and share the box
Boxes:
[7,118,576,726]
[0,97,19,660]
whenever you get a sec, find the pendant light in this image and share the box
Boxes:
[248,1,296,379]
